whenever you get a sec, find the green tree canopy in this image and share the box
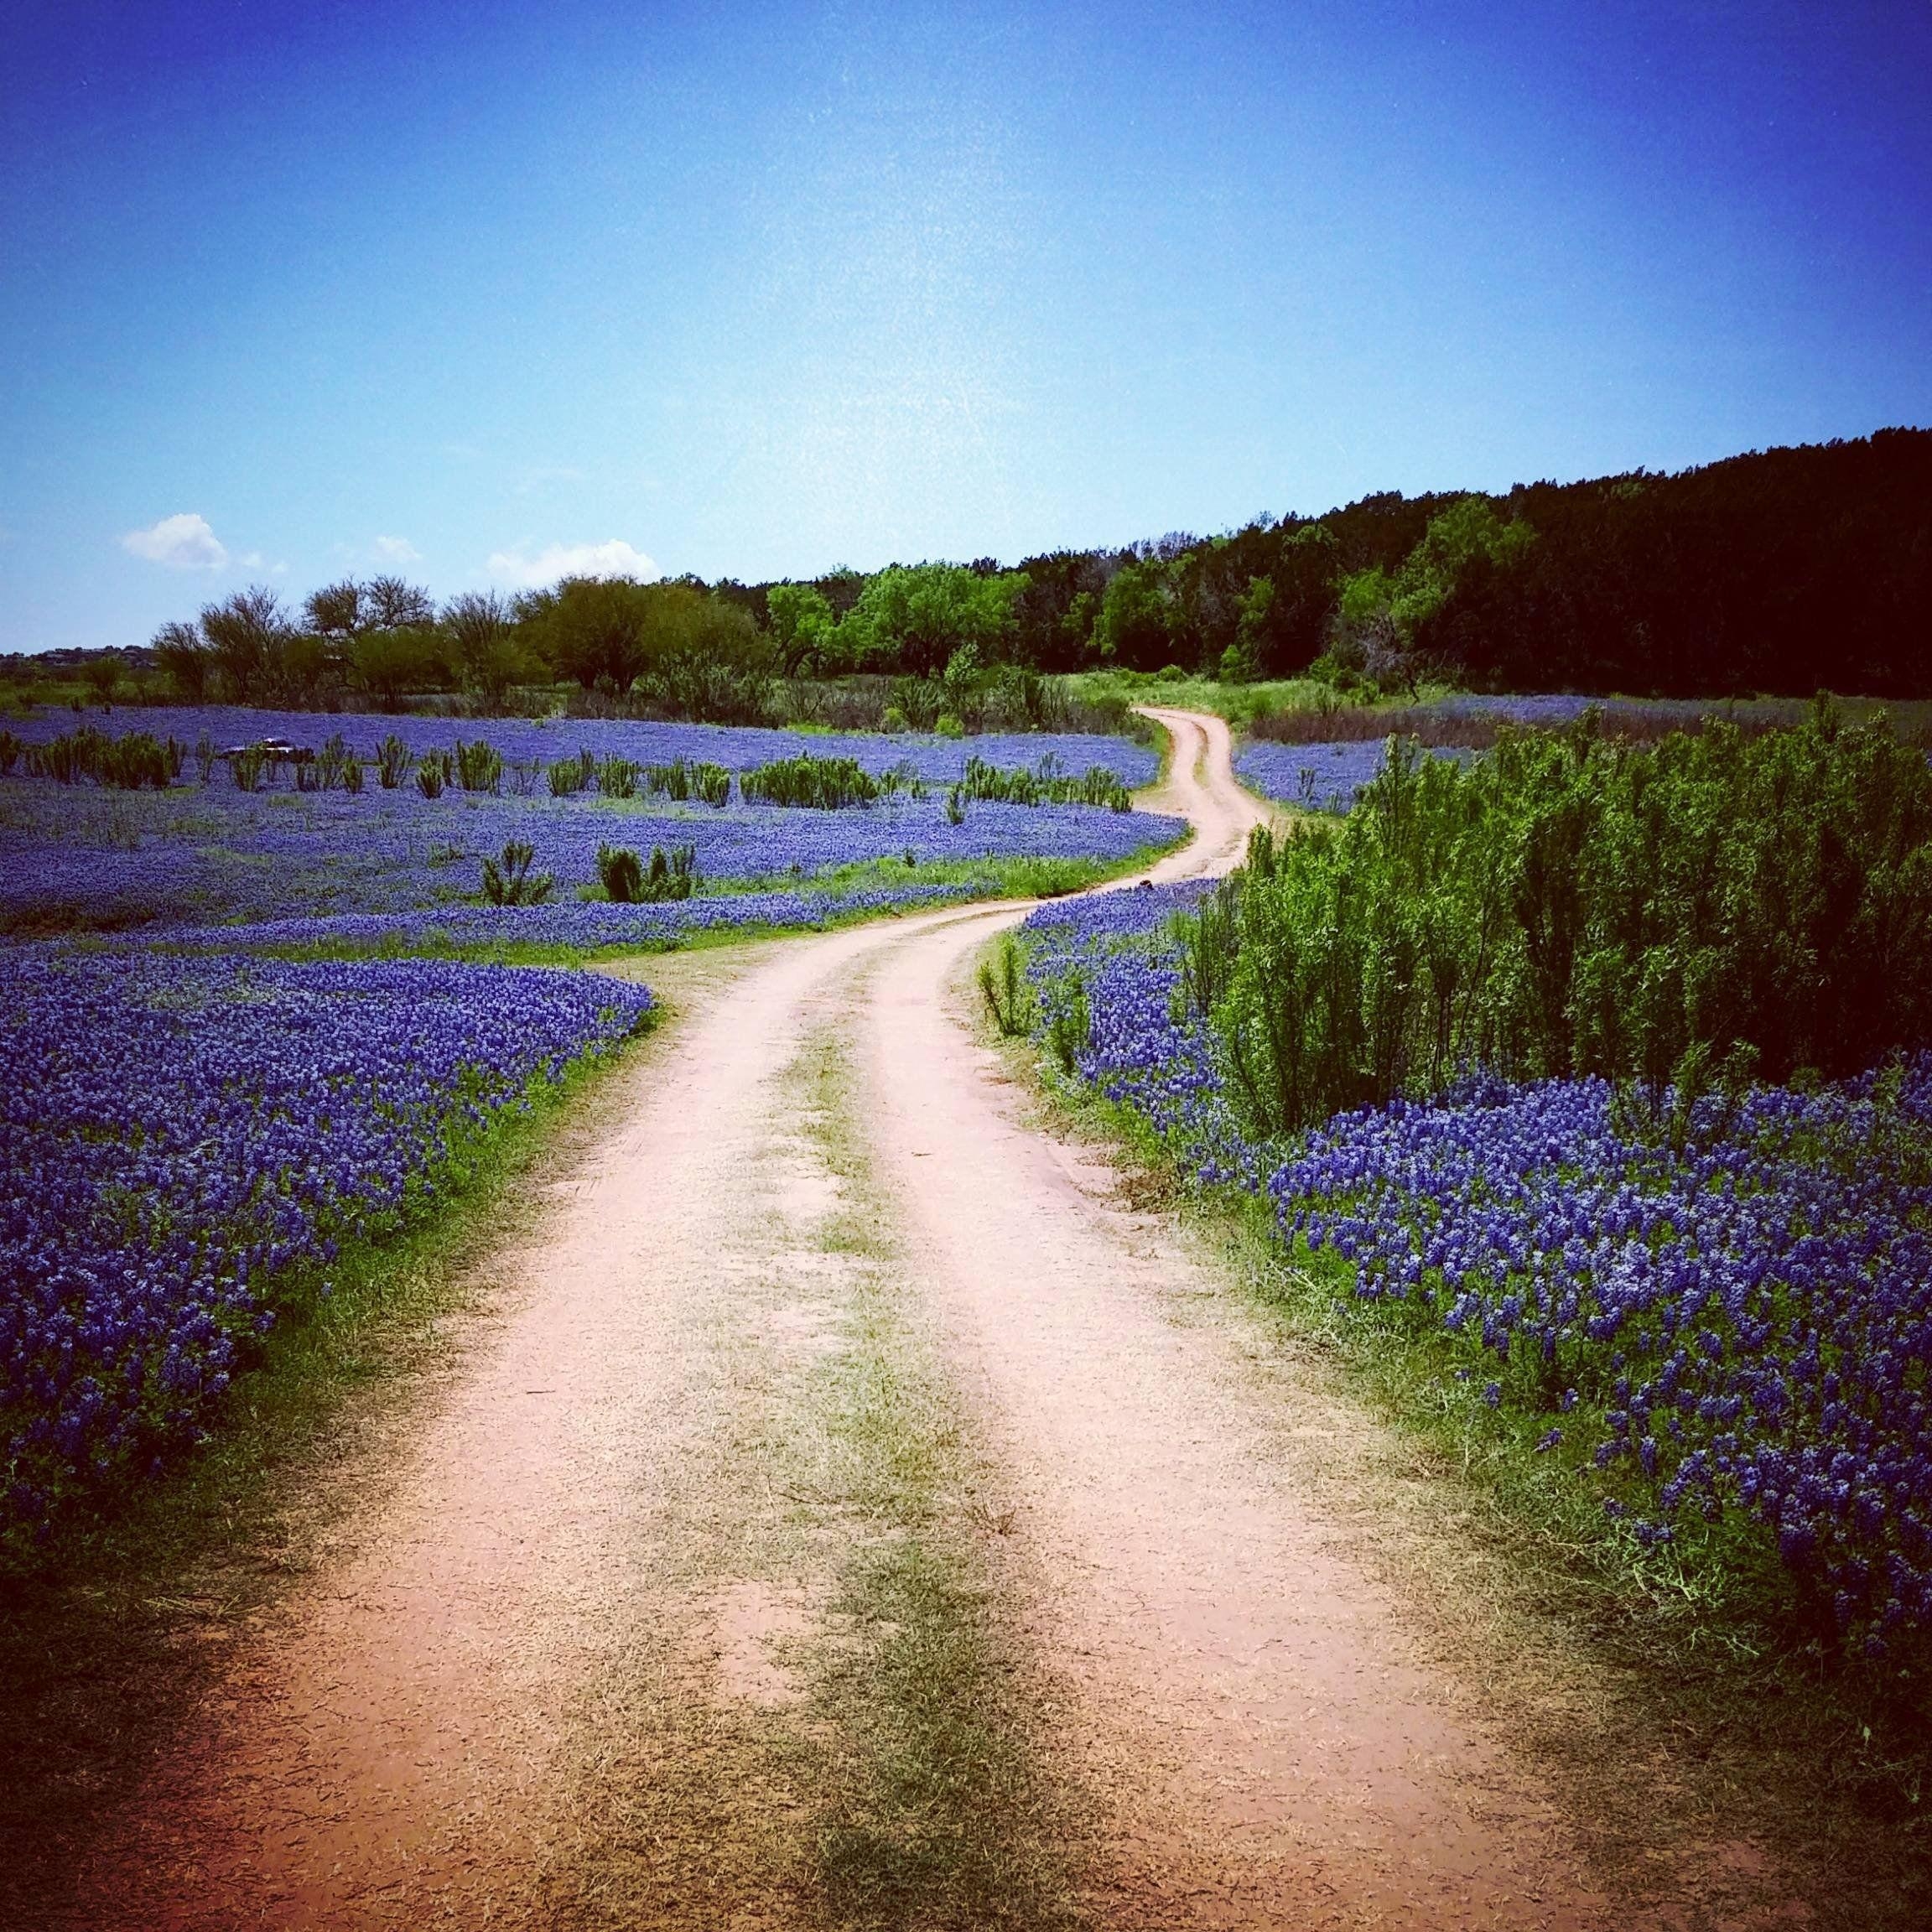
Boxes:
[838,563,1026,678]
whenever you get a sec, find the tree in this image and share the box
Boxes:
[839,563,1026,678]
[1323,499,1536,694]
[1254,524,1341,674]
[350,626,443,711]
[765,583,837,673]
[516,576,661,689]
[304,579,366,638]
[80,652,124,703]
[1093,556,1176,669]
[633,595,777,724]
[151,620,213,702]
[200,587,290,701]
[443,590,529,704]
[364,575,435,631]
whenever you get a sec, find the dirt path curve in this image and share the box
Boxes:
[65,905,1023,1929]
[857,721,1615,1928]
[57,709,1677,1928]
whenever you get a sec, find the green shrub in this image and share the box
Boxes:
[454,738,503,793]
[643,844,697,900]
[642,757,731,806]
[597,844,645,901]
[480,839,553,906]
[740,753,881,808]
[376,735,411,788]
[596,755,637,799]
[979,935,1033,1036]
[1192,705,1932,1137]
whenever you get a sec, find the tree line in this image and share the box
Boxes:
[144,428,1931,714]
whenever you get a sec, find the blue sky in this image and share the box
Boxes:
[2,0,1928,652]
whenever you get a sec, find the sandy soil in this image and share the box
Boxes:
[856,717,1612,1927]
[53,710,1795,1928]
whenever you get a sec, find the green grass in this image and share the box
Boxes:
[786,1027,1083,1929]
[0,1025,651,1921]
[1063,667,1342,725]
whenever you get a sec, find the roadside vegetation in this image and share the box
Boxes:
[0,990,658,1923]
[1015,704,1932,1914]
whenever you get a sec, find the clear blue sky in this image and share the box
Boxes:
[3,0,1928,652]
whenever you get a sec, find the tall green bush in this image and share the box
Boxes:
[1196,707,1932,1136]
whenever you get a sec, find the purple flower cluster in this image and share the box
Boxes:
[11,705,1159,787]
[171,876,989,953]
[1020,894,1932,1645]
[1,765,1181,935]
[2,947,651,1540]
[1235,739,1473,812]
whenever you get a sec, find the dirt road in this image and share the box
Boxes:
[51,710,1775,1928]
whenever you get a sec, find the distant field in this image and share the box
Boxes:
[0,709,1180,944]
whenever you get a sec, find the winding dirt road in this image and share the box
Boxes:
[48,710,1782,1928]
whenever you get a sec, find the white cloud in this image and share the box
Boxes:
[486,538,659,589]
[372,534,421,564]
[121,512,228,571]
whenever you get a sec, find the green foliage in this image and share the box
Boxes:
[316,732,356,792]
[350,626,444,711]
[641,843,697,901]
[595,754,637,798]
[441,591,531,704]
[595,843,644,901]
[414,752,449,798]
[480,839,554,906]
[839,563,1027,678]
[740,753,885,808]
[453,738,503,793]
[641,757,731,806]
[1195,708,1932,1136]
[1046,969,1091,1073]
[546,751,592,796]
[979,936,1034,1036]
[515,577,775,719]
[1093,555,1177,669]
[375,735,411,788]
[29,727,182,789]
[197,588,290,703]
[955,754,1131,811]
[1322,497,1536,697]
[150,621,211,703]
[765,581,837,672]
[595,841,697,901]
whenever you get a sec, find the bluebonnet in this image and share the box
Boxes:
[2,750,1179,934]
[1,948,651,1543]
[1021,891,1932,1649]
[1236,739,1473,813]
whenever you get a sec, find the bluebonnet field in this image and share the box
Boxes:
[3,948,651,1542]
[1022,881,1932,1653]
[3,708,1173,1537]
[5,704,1161,785]
[2,709,1176,941]
[1235,739,1472,812]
